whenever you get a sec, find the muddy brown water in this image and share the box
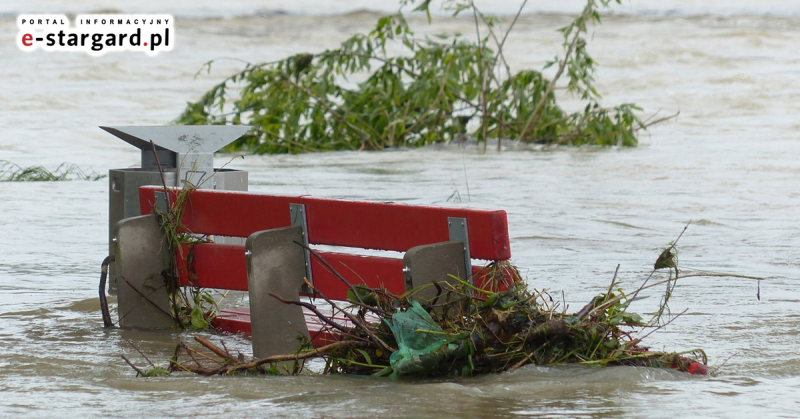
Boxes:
[1,2,799,417]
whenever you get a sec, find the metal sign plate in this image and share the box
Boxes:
[289,203,313,289]
[448,217,472,284]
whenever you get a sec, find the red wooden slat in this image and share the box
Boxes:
[139,186,510,260]
[305,252,405,300]
[212,308,341,345]
[212,309,251,335]
[175,244,514,296]
[176,244,248,290]
[175,244,407,296]
[306,263,515,299]
[213,307,379,346]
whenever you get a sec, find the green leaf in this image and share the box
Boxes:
[622,313,643,325]
[347,285,378,306]
[356,349,373,365]
[190,304,209,329]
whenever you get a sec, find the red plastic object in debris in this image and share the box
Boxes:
[686,361,709,375]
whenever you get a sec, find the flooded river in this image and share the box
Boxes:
[1,1,799,417]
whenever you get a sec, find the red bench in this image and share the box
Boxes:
[114,185,515,359]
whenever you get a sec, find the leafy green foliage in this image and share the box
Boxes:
[154,184,219,330]
[176,0,645,153]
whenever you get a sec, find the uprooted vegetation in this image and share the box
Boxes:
[176,0,672,153]
[122,225,761,379]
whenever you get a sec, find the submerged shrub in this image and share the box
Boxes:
[176,0,647,153]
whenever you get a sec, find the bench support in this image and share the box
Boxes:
[402,241,466,304]
[114,214,174,329]
[246,226,311,364]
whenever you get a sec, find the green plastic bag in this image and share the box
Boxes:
[388,301,455,378]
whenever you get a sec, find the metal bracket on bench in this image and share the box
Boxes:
[289,203,313,292]
[154,190,170,214]
[447,217,472,284]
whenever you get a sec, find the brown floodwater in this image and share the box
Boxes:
[1,3,799,417]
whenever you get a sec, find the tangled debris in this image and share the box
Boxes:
[114,143,764,379]
[164,265,707,378]
[121,223,765,379]
[142,236,769,379]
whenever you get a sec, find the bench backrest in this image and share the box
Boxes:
[138,185,512,299]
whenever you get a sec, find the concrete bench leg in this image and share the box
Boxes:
[402,241,466,304]
[114,214,173,329]
[246,226,310,363]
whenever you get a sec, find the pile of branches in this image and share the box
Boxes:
[143,244,725,379]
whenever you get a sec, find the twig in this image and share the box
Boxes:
[277,72,380,148]
[225,341,371,373]
[121,355,145,376]
[588,271,764,320]
[302,277,395,354]
[184,345,227,365]
[398,59,453,140]
[493,0,528,79]
[637,308,688,342]
[182,342,203,367]
[194,336,234,361]
[605,264,621,302]
[628,224,690,308]
[519,5,592,141]
[219,340,237,361]
[673,223,689,246]
[122,337,156,367]
[508,351,533,372]
[168,344,182,372]
[639,111,679,129]
[268,292,352,335]
[471,5,490,148]
[193,57,254,79]
[709,352,738,376]
[757,279,761,301]
[292,241,368,309]
[575,264,618,320]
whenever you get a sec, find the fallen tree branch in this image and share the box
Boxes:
[194,336,234,361]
